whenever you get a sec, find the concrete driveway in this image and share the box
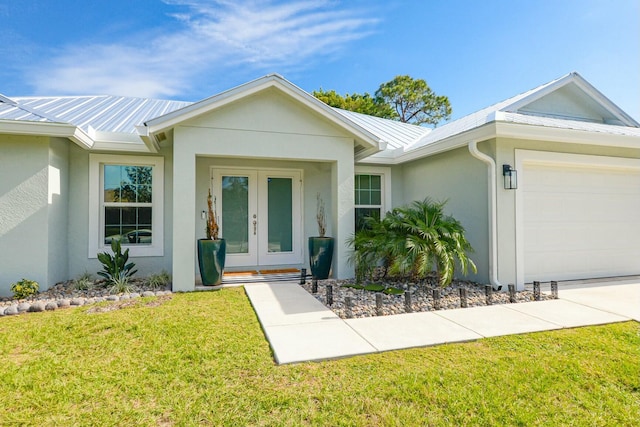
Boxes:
[543,276,640,321]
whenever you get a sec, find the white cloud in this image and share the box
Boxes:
[29,0,377,98]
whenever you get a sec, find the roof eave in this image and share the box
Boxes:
[0,120,95,149]
[495,121,640,149]
[143,74,384,153]
[504,72,640,128]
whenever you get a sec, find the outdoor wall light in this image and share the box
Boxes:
[502,164,517,190]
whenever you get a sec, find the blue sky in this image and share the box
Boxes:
[1,0,638,121]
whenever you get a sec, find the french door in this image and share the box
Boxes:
[212,167,303,267]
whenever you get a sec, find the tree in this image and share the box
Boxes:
[375,75,451,126]
[312,89,394,119]
[314,75,452,127]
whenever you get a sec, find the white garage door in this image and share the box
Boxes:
[521,156,640,283]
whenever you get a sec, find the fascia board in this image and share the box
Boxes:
[0,120,95,149]
[502,73,573,113]
[570,77,640,127]
[392,123,497,164]
[495,121,640,149]
[144,74,384,152]
[504,72,639,127]
[135,125,159,153]
[91,141,151,152]
[144,77,278,133]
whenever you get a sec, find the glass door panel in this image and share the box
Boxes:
[267,177,293,253]
[258,170,302,265]
[213,167,302,268]
[221,176,249,254]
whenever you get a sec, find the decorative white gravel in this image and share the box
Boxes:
[302,275,553,319]
[0,279,171,317]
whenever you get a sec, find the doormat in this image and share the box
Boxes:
[224,270,259,276]
[221,268,302,284]
[258,268,300,274]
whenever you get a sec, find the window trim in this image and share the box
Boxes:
[89,154,164,258]
[354,166,391,215]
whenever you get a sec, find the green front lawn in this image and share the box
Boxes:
[1,288,638,426]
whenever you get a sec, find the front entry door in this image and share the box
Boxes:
[212,168,303,268]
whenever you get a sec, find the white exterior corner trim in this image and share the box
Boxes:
[88,154,165,258]
[514,150,640,286]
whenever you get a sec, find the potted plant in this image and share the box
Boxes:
[308,193,334,279]
[197,189,226,286]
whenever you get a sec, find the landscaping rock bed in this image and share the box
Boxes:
[0,279,172,317]
[302,274,554,319]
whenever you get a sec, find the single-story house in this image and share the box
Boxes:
[1,72,639,296]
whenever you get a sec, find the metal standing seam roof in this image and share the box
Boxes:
[333,108,431,149]
[1,72,638,154]
[7,95,192,134]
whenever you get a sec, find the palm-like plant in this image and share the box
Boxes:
[348,198,476,286]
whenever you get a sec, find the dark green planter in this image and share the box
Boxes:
[308,237,334,280]
[197,239,226,286]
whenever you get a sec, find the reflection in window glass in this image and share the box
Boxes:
[222,176,249,254]
[103,165,153,245]
[355,174,383,230]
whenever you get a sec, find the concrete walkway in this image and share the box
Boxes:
[244,277,639,364]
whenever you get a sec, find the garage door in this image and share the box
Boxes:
[521,156,640,283]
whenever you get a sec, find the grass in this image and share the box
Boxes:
[0,288,638,426]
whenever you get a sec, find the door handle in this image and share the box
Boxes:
[253,220,257,235]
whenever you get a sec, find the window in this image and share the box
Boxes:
[355,174,382,230]
[103,165,153,244]
[89,155,164,257]
[354,167,391,231]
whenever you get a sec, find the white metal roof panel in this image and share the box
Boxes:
[11,95,191,134]
[333,108,430,149]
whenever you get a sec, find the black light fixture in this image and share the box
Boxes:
[502,164,517,190]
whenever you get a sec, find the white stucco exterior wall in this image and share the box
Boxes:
[399,146,490,285]
[0,135,51,295]
[171,88,359,291]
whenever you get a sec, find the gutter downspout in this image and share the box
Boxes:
[468,140,505,290]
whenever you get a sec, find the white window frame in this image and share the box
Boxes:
[354,166,392,222]
[89,154,164,258]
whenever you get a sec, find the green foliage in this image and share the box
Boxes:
[314,75,451,127]
[145,270,171,290]
[73,271,94,291]
[0,288,640,426]
[363,283,385,292]
[312,88,395,119]
[383,287,405,295]
[97,240,137,287]
[0,290,637,425]
[108,275,134,295]
[375,75,452,126]
[341,283,364,290]
[10,278,39,299]
[348,198,476,286]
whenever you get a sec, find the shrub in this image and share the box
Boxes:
[348,198,477,286]
[145,270,171,290]
[11,279,39,299]
[97,240,137,291]
[109,275,134,294]
[74,271,94,291]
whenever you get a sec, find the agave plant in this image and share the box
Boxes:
[97,240,137,291]
[348,198,476,286]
